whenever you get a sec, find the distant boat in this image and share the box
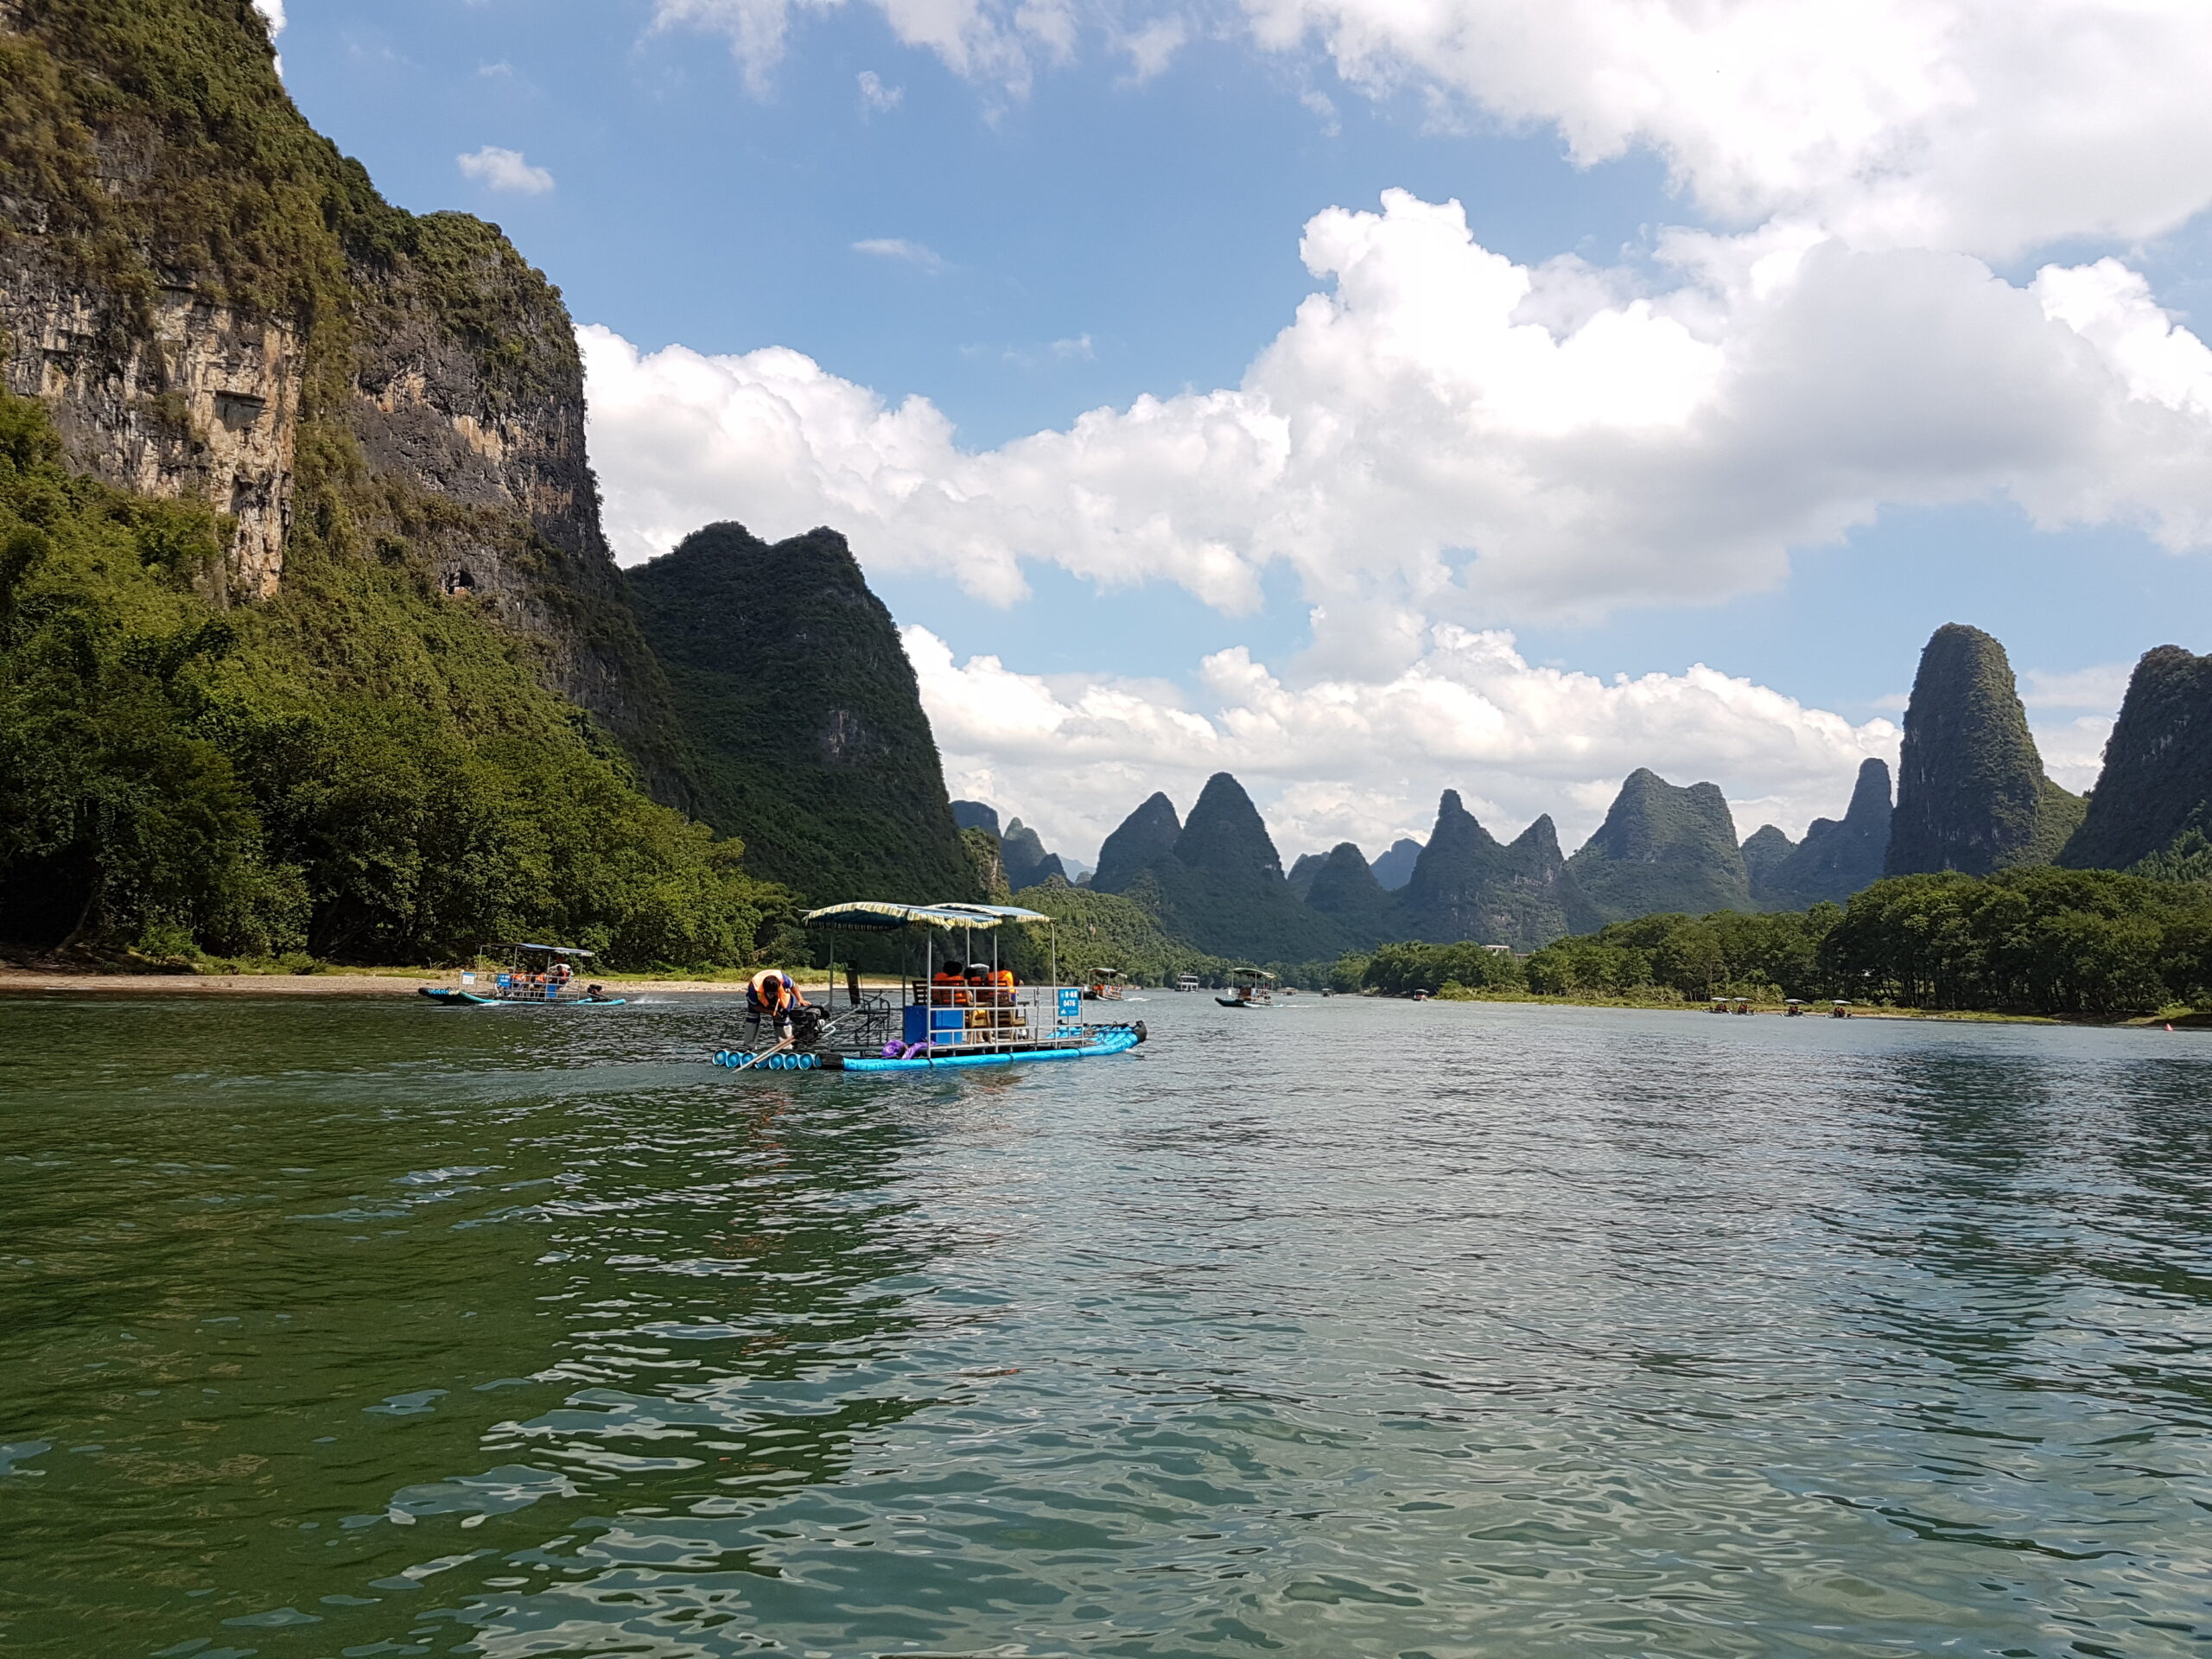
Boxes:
[419,944,627,1007]
[1217,968,1275,1009]
[1083,968,1127,1001]
[1176,973,1201,994]
[713,901,1146,1073]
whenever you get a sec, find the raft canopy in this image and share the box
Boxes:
[803,900,1053,932]
[490,942,596,957]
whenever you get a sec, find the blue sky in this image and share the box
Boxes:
[264,0,2212,859]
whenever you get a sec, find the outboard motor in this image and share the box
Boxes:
[791,1005,826,1050]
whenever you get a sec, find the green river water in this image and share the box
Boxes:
[3,991,2210,1657]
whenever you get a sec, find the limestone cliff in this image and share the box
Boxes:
[1751,759,1893,908]
[1886,625,2082,876]
[0,0,688,794]
[2061,645,2212,875]
[1567,770,1751,923]
[626,521,976,905]
[1400,792,1592,950]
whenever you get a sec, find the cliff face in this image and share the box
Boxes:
[1753,759,1893,907]
[1887,625,2082,875]
[1092,792,1182,893]
[0,0,686,792]
[2061,645,2212,874]
[626,521,976,905]
[1567,770,1751,922]
[1400,791,1591,950]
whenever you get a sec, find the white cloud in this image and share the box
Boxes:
[456,146,556,194]
[858,69,904,111]
[1240,0,2212,259]
[1120,16,1187,81]
[852,237,947,271]
[656,0,1052,94]
[2018,661,2134,711]
[906,623,1897,862]
[581,192,2212,620]
[647,0,2212,260]
[251,0,285,38]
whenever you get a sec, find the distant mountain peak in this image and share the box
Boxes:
[1400,791,1588,950]
[1092,791,1182,893]
[1887,625,2082,875]
[1567,770,1750,923]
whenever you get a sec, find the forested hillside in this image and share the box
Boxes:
[626,522,976,907]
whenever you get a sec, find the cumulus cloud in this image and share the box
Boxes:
[581,192,2212,620]
[457,146,555,194]
[857,69,903,111]
[647,0,2212,259]
[1249,0,2212,259]
[251,0,285,38]
[906,622,1898,862]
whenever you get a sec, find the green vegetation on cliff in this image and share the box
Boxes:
[1566,770,1751,923]
[1303,842,1399,946]
[1119,773,1352,963]
[2061,645,2212,876]
[1888,625,2083,876]
[625,522,976,907]
[0,396,785,964]
[1749,759,1894,909]
[1002,879,1230,987]
[1400,791,1592,949]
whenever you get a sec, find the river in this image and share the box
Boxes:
[3,990,2209,1657]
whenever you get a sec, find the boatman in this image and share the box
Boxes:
[747,969,810,1043]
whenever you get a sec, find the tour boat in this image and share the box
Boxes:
[712,901,1147,1073]
[1216,968,1275,1008]
[419,944,628,1006]
[1083,968,1127,1001]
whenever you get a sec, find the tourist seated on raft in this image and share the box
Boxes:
[932,963,970,1006]
[747,969,810,1039]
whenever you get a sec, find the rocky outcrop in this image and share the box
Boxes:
[2061,645,2212,874]
[1400,791,1592,950]
[626,522,976,904]
[0,276,299,597]
[1567,770,1751,923]
[1092,792,1183,893]
[1286,851,1325,901]
[1752,759,1894,908]
[1887,626,2083,875]
[0,1,686,793]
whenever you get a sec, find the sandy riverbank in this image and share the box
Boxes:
[0,969,918,998]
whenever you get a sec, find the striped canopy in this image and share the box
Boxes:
[803,901,1052,932]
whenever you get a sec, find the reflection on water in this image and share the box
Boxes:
[3,995,2212,1656]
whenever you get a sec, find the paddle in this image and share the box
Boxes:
[733,1038,792,1072]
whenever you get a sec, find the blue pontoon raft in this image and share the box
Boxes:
[713,900,1146,1073]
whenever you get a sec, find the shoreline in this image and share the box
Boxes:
[0,969,912,999]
